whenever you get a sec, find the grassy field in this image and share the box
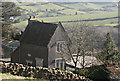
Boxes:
[0,73,48,81]
[12,2,118,30]
[0,73,34,80]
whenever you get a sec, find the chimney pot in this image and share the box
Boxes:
[33,16,35,18]
[30,16,32,19]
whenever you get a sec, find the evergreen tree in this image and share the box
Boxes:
[99,32,119,66]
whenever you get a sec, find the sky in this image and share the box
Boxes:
[1,0,120,2]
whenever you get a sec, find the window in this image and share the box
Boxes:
[60,60,63,69]
[55,58,65,69]
[27,53,31,57]
[26,60,32,66]
[56,41,64,53]
[56,60,59,67]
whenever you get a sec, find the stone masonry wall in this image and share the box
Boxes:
[1,62,91,81]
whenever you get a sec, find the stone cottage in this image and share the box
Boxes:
[11,16,71,69]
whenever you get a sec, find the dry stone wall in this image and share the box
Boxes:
[1,62,92,81]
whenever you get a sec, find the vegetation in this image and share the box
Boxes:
[63,25,119,80]
[62,23,103,72]
[0,73,34,80]
[2,2,118,38]
[11,2,118,31]
[2,2,119,80]
[84,65,109,81]
[1,2,21,39]
[98,32,120,67]
[0,73,49,81]
[74,65,110,81]
[12,31,23,40]
[55,67,65,71]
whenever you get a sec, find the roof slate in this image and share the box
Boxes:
[20,21,58,46]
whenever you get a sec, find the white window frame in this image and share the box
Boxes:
[55,58,65,69]
[56,41,65,53]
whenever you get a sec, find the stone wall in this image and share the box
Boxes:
[1,62,91,80]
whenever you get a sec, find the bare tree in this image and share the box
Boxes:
[62,22,103,71]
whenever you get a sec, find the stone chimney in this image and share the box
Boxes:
[28,16,31,24]
[28,16,36,24]
[30,16,32,19]
[33,16,35,19]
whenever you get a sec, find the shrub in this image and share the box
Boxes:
[55,67,65,71]
[79,69,89,77]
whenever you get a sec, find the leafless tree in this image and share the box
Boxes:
[61,22,103,71]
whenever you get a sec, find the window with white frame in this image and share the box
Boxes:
[55,58,65,69]
[56,41,64,53]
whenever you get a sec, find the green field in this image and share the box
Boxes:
[13,2,118,30]
[0,73,34,80]
[0,73,49,81]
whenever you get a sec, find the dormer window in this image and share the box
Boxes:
[56,41,64,53]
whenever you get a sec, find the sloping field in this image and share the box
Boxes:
[12,2,118,30]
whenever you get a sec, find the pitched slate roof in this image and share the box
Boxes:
[20,20,58,46]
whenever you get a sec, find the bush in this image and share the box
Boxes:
[55,67,65,71]
[85,65,109,81]
[79,69,89,77]
[73,65,110,81]
[12,31,23,40]
[73,69,89,77]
